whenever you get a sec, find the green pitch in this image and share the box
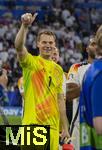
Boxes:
[0,115,22,125]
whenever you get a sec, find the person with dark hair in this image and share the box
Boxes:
[66,37,97,150]
[15,13,69,150]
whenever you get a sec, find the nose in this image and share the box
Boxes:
[45,44,52,51]
[45,42,51,47]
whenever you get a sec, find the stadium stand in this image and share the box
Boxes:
[0,0,102,126]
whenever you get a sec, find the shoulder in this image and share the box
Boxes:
[85,59,102,80]
[51,62,64,80]
[78,63,90,74]
[53,62,63,73]
[67,63,82,78]
[67,62,88,80]
[20,52,38,63]
[94,73,102,84]
[69,63,83,73]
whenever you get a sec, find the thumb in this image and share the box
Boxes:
[31,13,38,23]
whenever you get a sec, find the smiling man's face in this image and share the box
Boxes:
[37,33,56,59]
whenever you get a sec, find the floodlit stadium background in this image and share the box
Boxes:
[0,0,102,126]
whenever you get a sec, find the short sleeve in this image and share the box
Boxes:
[19,53,43,70]
[67,64,80,85]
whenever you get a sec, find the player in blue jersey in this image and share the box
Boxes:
[66,37,96,150]
[80,27,102,150]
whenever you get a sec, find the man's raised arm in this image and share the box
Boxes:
[15,13,37,59]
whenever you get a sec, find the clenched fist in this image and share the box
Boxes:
[21,13,38,27]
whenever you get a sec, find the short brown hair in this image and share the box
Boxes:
[37,30,57,42]
[89,37,96,45]
[96,33,102,48]
[95,25,102,39]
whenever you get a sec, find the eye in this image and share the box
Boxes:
[49,41,53,45]
[42,41,47,44]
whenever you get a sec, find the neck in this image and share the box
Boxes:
[40,54,51,60]
[88,56,94,64]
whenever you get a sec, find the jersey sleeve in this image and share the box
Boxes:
[91,73,102,118]
[67,64,80,85]
[19,53,43,71]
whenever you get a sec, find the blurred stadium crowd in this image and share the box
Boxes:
[0,0,102,106]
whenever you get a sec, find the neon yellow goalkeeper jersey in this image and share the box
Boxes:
[20,53,63,130]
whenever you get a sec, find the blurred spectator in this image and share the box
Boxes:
[90,8,100,30]
[0,69,8,106]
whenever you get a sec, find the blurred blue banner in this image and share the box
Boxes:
[0,107,22,116]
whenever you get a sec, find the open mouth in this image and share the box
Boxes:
[44,48,52,52]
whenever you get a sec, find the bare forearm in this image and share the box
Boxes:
[66,83,80,100]
[93,117,102,135]
[66,86,80,100]
[15,24,28,52]
[58,94,69,131]
[60,109,69,131]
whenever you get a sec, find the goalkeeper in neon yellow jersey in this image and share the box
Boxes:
[15,13,70,150]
